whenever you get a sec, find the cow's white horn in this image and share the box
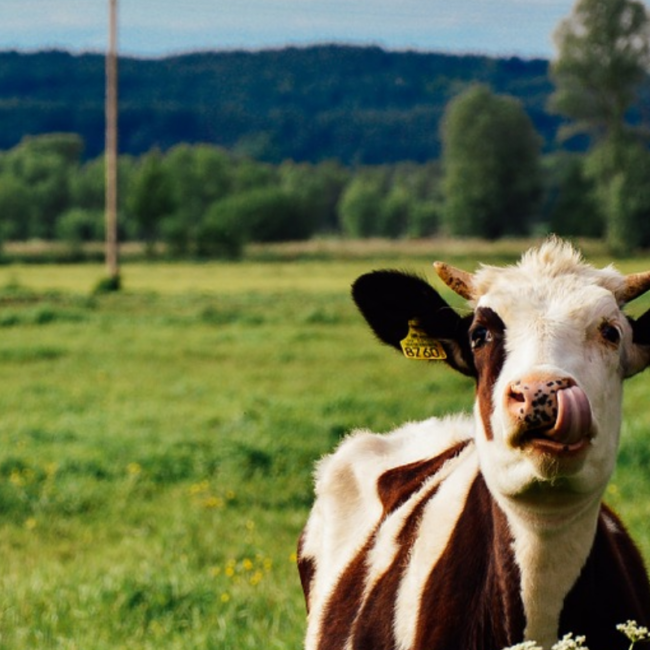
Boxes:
[433,262,474,300]
[617,271,650,304]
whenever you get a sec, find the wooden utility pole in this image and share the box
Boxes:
[105,0,119,282]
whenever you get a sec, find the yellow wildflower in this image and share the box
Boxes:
[203,496,224,509]
[250,571,264,586]
[189,480,210,495]
[127,462,142,476]
[9,470,24,487]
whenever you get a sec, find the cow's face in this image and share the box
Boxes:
[469,266,636,510]
[352,240,650,518]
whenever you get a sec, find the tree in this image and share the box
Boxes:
[4,134,83,239]
[441,85,542,239]
[338,169,388,238]
[545,154,603,238]
[0,172,34,240]
[379,185,412,239]
[160,145,234,254]
[549,0,650,143]
[549,0,650,253]
[127,150,176,254]
[278,160,349,234]
[585,139,650,252]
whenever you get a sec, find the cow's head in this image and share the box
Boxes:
[352,239,650,518]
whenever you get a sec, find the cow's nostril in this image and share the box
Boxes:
[508,387,526,403]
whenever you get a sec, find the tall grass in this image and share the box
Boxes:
[0,242,646,647]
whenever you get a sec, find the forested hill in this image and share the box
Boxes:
[0,45,560,164]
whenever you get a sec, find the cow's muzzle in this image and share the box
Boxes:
[506,375,593,454]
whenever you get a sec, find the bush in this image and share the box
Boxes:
[195,210,245,260]
[379,186,411,239]
[408,201,440,238]
[160,216,193,257]
[338,171,386,237]
[93,274,121,294]
[204,188,315,244]
[56,208,104,245]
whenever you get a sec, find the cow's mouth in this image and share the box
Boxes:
[517,385,593,456]
[522,430,592,456]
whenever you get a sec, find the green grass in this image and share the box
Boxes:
[0,241,646,648]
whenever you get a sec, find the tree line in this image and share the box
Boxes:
[0,123,600,258]
[0,0,648,256]
[0,46,559,165]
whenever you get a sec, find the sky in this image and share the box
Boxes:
[0,0,619,60]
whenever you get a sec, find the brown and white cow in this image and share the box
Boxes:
[297,239,650,650]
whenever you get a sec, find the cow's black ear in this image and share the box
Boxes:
[351,270,475,377]
[626,309,650,377]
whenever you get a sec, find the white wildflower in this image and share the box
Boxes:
[551,633,589,650]
[501,642,543,650]
[617,620,650,643]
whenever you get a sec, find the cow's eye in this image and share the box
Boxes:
[600,322,621,346]
[470,326,492,350]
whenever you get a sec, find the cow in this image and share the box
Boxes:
[297,238,650,650]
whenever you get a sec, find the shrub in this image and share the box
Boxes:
[56,208,103,245]
[202,188,315,249]
[195,208,245,260]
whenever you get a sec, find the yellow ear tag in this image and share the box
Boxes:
[400,320,447,361]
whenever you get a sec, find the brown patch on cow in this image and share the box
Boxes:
[413,475,525,649]
[316,531,377,650]
[377,441,471,515]
[351,479,446,650]
[471,307,507,441]
[314,442,471,650]
[559,504,650,650]
[297,529,316,612]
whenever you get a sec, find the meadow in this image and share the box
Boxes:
[0,239,648,649]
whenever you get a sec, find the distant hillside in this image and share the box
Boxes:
[0,45,562,164]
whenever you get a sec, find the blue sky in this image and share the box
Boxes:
[0,0,628,59]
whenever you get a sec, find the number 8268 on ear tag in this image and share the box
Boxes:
[400,320,447,360]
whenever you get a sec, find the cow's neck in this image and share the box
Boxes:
[498,489,603,649]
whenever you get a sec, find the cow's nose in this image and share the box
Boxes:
[506,375,592,447]
[506,376,573,431]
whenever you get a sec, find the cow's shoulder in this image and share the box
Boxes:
[300,415,475,603]
[315,413,475,512]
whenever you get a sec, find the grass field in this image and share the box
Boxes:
[0,239,648,648]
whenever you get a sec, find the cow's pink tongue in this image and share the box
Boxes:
[552,385,592,445]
